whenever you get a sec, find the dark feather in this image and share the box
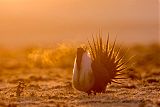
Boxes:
[105,33,109,54]
[87,34,129,93]
[88,40,95,60]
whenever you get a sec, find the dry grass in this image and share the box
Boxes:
[0,43,159,107]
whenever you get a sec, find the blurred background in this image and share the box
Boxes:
[0,0,159,49]
[0,1,160,106]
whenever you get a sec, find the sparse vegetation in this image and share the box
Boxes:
[27,44,76,68]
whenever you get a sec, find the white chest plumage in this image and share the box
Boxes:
[72,52,95,92]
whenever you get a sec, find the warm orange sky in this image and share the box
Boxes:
[0,0,159,48]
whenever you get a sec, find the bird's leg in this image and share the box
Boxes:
[93,92,97,95]
[87,91,92,95]
[87,90,97,95]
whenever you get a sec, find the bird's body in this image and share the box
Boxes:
[72,48,95,92]
[72,35,128,94]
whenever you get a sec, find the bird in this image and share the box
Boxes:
[72,34,129,94]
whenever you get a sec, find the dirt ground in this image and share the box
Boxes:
[0,44,160,107]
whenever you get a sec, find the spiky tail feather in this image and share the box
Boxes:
[87,33,130,93]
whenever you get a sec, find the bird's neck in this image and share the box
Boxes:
[80,52,92,71]
[74,52,92,83]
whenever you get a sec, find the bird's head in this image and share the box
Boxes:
[76,47,86,71]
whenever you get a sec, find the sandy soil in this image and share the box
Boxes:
[0,44,160,107]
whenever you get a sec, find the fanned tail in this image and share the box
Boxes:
[87,33,131,93]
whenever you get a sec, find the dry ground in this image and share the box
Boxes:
[0,44,160,107]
